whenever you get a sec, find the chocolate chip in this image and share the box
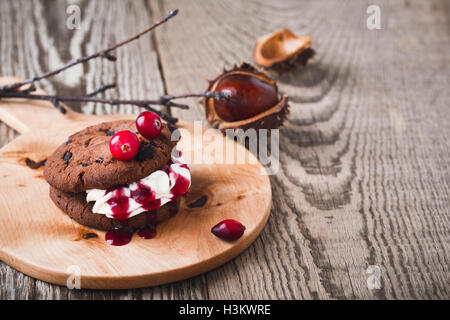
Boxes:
[95,157,104,164]
[99,128,115,136]
[65,140,72,145]
[63,151,72,164]
[135,142,154,161]
[80,163,89,167]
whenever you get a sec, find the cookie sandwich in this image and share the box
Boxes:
[43,111,190,245]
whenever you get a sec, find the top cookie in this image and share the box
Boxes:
[44,120,177,193]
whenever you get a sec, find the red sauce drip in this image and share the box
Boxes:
[168,201,179,215]
[137,224,157,239]
[169,166,190,198]
[106,188,130,221]
[105,223,133,246]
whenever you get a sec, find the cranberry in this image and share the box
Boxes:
[136,111,162,139]
[109,130,140,161]
[211,219,246,241]
[213,74,278,122]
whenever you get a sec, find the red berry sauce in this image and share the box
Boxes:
[169,165,191,198]
[105,222,134,246]
[131,182,162,212]
[106,188,130,221]
[103,161,189,246]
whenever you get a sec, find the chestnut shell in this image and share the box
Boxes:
[203,63,289,132]
[253,29,315,73]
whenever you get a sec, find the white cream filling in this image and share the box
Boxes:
[85,149,190,219]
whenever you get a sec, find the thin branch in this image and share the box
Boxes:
[160,91,231,103]
[0,90,230,123]
[0,9,179,91]
[49,97,67,114]
[87,83,116,97]
[0,91,229,108]
[19,83,37,94]
[0,92,187,109]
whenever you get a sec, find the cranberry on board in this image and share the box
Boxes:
[211,219,246,241]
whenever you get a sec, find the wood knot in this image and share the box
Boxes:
[187,195,208,208]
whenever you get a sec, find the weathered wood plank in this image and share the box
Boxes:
[152,0,450,299]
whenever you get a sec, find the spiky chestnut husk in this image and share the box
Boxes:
[253,29,315,73]
[203,62,289,132]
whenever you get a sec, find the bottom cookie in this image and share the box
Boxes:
[49,186,180,231]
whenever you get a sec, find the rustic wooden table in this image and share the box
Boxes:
[0,0,449,300]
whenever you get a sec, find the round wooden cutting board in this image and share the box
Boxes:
[0,77,272,289]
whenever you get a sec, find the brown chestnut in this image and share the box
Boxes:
[213,74,279,122]
[203,63,289,132]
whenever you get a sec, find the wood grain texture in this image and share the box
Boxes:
[1,0,449,299]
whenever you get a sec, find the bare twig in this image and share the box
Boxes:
[160,91,231,103]
[87,83,116,97]
[19,83,37,94]
[0,9,179,92]
[0,92,193,109]
[0,90,230,123]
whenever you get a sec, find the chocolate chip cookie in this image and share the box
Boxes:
[44,120,177,193]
